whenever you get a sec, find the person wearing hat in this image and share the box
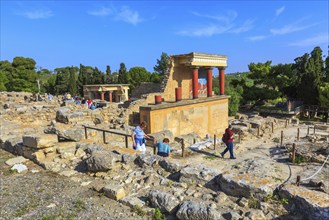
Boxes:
[220,125,236,159]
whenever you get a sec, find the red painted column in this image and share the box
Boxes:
[175,87,182,101]
[206,68,213,97]
[192,67,199,99]
[101,92,105,101]
[109,91,113,102]
[219,68,225,95]
[155,95,162,104]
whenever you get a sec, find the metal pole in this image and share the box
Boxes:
[182,139,185,158]
[238,132,241,143]
[153,142,156,155]
[103,131,106,144]
[296,175,301,186]
[125,136,128,148]
[280,130,283,146]
[271,122,274,133]
[297,128,300,141]
[257,126,260,136]
[313,126,316,135]
[214,135,216,150]
[285,119,288,128]
[84,126,88,139]
[307,127,310,135]
[292,143,296,163]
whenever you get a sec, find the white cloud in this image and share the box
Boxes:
[88,6,112,17]
[177,24,232,37]
[270,18,316,35]
[115,6,143,25]
[275,6,285,16]
[229,19,254,34]
[248,35,267,41]
[88,5,142,25]
[289,34,329,47]
[178,11,253,37]
[21,9,53,19]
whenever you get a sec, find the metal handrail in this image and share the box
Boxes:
[82,125,130,148]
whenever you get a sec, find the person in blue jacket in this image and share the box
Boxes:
[131,121,151,154]
[156,138,171,157]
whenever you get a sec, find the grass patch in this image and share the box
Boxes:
[131,205,146,217]
[204,155,217,160]
[152,208,166,220]
[73,199,86,211]
[248,196,260,209]
[294,155,305,164]
[264,194,289,205]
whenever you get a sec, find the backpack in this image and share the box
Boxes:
[222,132,229,143]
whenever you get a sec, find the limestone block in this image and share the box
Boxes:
[56,142,77,155]
[5,156,28,166]
[32,151,46,162]
[23,134,58,149]
[103,184,126,201]
[279,184,329,220]
[119,196,145,208]
[179,165,220,186]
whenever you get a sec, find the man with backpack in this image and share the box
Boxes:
[220,125,236,159]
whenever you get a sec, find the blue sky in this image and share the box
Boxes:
[1,1,328,75]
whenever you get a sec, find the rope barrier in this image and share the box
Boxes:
[301,153,329,181]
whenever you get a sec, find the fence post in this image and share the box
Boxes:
[307,126,310,135]
[238,132,241,143]
[297,128,300,141]
[280,130,283,146]
[153,142,156,155]
[296,175,301,186]
[213,135,216,150]
[257,126,260,136]
[84,126,88,139]
[103,131,106,144]
[271,122,274,133]
[313,126,316,135]
[285,119,288,128]
[125,136,128,148]
[182,139,185,158]
[292,143,296,163]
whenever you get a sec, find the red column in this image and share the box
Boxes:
[219,68,225,95]
[109,91,113,102]
[101,92,105,101]
[192,67,199,99]
[155,95,162,104]
[206,68,213,97]
[175,87,182,101]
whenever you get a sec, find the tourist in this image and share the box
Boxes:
[220,125,236,159]
[90,102,97,110]
[156,138,171,157]
[131,121,151,154]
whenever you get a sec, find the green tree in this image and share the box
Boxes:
[68,67,78,95]
[324,52,329,82]
[153,52,169,76]
[0,71,8,91]
[105,65,112,83]
[296,47,324,105]
[118,63,127,84]
[319,83,329,107]
[55,67,70,95]
[150,72,161,83]
[126,66,151,91]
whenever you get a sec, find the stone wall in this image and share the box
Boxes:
[131,82,161,99]
[140,96,229,137]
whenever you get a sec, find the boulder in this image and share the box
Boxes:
[57,128,84,142]
[176,201,222,220]
[278,184,329,220]
[179,165,220,186]
[148,190,180,214]
[85,150,121,172]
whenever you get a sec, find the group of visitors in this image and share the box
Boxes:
[131,121,170,157]
[131,121,236,159]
